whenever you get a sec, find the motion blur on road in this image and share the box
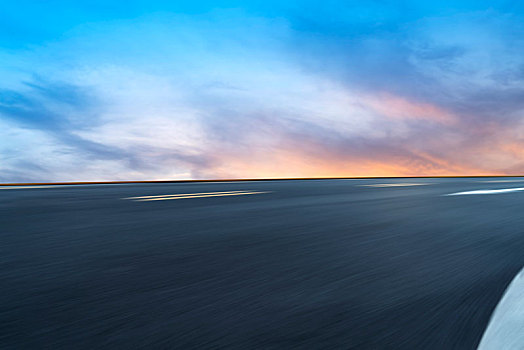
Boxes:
[2,178,524,349]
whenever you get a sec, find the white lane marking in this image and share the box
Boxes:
[446,187,524,196]
[200,181,260,184]
[361,183,432,187]
[479,180,524,183]
[0,185,63,189]
[123,190,250,200]
[478,267,524,350]
[133,191,270,201]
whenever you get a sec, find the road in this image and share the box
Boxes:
[1,178,524,349]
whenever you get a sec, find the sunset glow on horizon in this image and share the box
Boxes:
[1,1,524,182]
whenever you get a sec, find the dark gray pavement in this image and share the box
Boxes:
[2,178,524,349]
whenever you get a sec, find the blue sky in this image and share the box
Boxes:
[1,1,524,181]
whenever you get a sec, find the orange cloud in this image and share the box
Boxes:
[199,137,484,179]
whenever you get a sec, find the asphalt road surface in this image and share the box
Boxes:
[2,178,524,349]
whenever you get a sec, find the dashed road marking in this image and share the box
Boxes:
[361,183,432,188]
[446,187,524,196]
[123,190,271,201]
[124,190,250,200]
[478,180,524,183]
[0,185,63,189]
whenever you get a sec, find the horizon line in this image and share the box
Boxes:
[2,175,524,186]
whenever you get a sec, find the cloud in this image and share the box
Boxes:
[1,3,524,182]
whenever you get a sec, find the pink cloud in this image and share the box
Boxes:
[362,92,457,125]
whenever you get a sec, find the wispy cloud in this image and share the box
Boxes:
[1,2,524,181]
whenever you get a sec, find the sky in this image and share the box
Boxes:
[1,1,524,182]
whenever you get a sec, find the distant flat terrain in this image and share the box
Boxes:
[2,178,524,349]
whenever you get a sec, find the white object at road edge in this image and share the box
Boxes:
[478,267,524,350]
[446,187,524,196]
